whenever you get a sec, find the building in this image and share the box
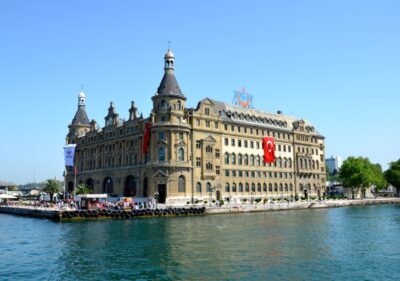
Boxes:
[65,49,326,204]
[325,156,342,175]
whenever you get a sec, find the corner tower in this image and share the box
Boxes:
[67,90,91,144]
[149,49,191,204]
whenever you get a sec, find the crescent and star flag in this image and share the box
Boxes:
[142,122,152,154]
[64,144,77,167]
[263,137,275,163]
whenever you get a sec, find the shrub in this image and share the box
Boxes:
[219,199,224,206]
[294,194,299,201]
[242,198,248,203]
[255,198,262,203]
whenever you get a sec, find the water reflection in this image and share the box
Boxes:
[2,205,400,280]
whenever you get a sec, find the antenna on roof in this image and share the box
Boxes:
[168,40,171,49]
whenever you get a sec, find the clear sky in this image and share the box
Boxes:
[0,0,399,184]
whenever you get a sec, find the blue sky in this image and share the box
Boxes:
[0,0,399,184]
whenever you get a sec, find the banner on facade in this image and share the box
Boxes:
[64,144,77,167]
[262,137,275,163]
[142,122,152,154]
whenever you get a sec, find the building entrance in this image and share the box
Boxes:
[158,184,166,203]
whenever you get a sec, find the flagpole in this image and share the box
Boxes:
[74,167,77,199]
[63,168,66,201]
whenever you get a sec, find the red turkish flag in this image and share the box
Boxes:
[142,122,152,154]
[263,137,275,163]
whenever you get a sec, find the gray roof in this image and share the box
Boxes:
[71,106,90,126]
[209,99,323,137]
[157,72,183,96]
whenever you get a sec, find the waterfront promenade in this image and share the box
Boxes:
[1,197,399,221]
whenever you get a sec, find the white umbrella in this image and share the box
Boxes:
[0,194,17,199]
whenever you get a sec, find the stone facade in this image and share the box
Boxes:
[66,49,326,205]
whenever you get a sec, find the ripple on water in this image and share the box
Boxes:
[1,205,400,280]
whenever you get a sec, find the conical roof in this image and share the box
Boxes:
[157,72,183,96]
[71,107,90,126]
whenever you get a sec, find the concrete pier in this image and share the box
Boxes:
[1,198,400,222]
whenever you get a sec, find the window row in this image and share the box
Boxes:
[224,170,295,179]
[224,182,294,193]
[224,153,293,168]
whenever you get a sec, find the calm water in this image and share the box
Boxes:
[1,205,400,281]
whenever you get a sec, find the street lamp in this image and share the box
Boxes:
[208,187,215,207]
[154,192,159,209]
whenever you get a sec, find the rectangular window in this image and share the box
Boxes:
[225,170,229,177]
[206,121,210,128]
[244,140,248,148]
[205,107,210,115]
[231,125,235,132]
[214,122,218,129]
[159,132,165,140]
[215,149,220,158]
[238,127,241,133]
[216,165,220,175]
[251,171,255,177]
[238,140,242,147]
[196,140,201,149]
[206,162,213,170]
[232,170,236,177]
[179,132,183,140]
[224,124,228,131]
[196,157,201,167]
[225,138,229,145]
[231,139,235,146]
[250,141,254,148]
[256,142,260,149]
[239,171,243,177]
[196,119,200,126]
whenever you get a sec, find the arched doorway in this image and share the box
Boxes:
[86,178,94,192]
[216,190,221,201]
[124,176,137,197]
[143,177,148,197]
[103,177,113,194]
[67,181,74,193]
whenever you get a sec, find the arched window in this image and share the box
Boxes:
[231,153,236,165]
[263,183,267,192]
[178,148,184,161]
[251,155,255,166]
[269,183,273,192]
[244,154,249,165]
[274,183,278,192]
[232,183,237,192]
[279,184,283,192]
[245,183,250,192]
[284,183,288,192]
[196,182,202,193]
[284,158,287,168]
[256,155,261,166]
[239,183,243,192]
[304,159,308,169]
[289,183,293,191]
[225,183,230,192]
[158,147,165,161]
[257,183,261,192]
[206,182,212,192]
[178,176,185,192]
[238,154,243,165]
[160,100,166,109]
[225,153,229,164]
[316,161,320,169]
[177,100,181,110]
[300,159,303,169]
[312,160,315,169]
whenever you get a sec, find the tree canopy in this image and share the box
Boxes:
[76,183,92,195]
[42,179,61,201]
[339,157,386,192]
[384,159,400,189]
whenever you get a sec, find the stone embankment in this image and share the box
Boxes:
[206,197,400,215]
[1,198,399,221]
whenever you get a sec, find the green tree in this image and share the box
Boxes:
[43,179,61,202]
[339,157,386,199]
[384,159,400,196]
[76,183,92,195]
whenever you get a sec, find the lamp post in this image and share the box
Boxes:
[209,187,214,207]
[154,192,159,209]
